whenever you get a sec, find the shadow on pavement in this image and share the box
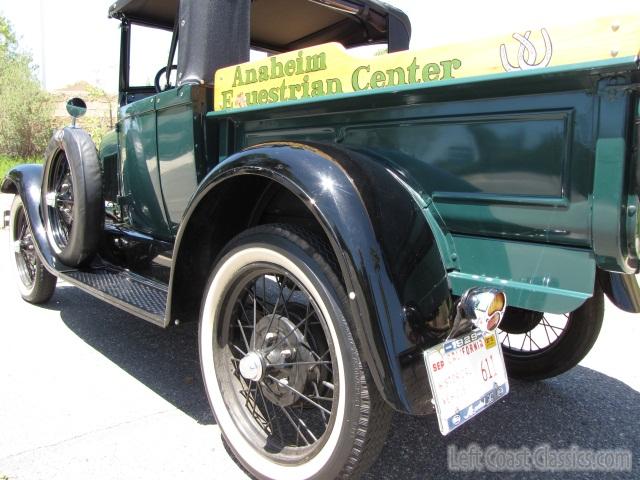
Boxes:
[43,285,639,479]
[364,368,639,480]
[42,285,214,425]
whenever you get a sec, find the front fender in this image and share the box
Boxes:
[173,142,453,414]
[1,164,63,272]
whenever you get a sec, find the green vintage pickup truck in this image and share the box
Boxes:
[3,0,639,478]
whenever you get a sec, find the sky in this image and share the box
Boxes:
[0,0,637,94]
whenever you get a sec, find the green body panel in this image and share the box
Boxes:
[447,236,595,313]
[591,82,639,274]
[156,86,199,229]
[234,87,597,240]
[99,130,119,159]
[593,138,631,271]
[119,99,171,238]
[206,61,639,313]
[365,164,595,313]
[237,89,595,251]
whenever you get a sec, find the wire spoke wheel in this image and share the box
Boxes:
[217,266,338,460]
[9,196,57,304]
[199,225,392,480]
[496,293,604,380]
[12,203,37,288]
[498,312,569,356]
[45,152,74,252]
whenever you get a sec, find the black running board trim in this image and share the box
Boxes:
[59,267,168,327]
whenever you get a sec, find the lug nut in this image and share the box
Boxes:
[265,332,278,344]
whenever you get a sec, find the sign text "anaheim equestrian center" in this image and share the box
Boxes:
[220,49,462,109]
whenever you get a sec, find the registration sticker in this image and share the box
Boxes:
[424,329,509,435]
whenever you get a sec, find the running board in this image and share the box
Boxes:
[60,266,168,327]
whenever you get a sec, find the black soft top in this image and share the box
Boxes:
[108,0,411,52]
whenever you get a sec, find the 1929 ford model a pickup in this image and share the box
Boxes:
[3,0,640,478]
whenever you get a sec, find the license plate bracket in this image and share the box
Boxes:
[424,329,509,435]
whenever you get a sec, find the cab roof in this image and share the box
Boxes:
[108,0,411,52]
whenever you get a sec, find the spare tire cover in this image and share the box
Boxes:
[41,127,103,267]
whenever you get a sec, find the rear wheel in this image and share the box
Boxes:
[199,225,391,480]
[9,196,56,304]
[498,288,604,380]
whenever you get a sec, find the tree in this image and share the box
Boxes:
[0,15,53,158]
[0,16,18,57]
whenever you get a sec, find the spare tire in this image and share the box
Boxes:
[41,128,103,267]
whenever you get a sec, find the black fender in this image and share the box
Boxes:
[171,142,453,414]
[597,269,640,313]
[1,164,67,272]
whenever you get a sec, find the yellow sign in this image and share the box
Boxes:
[214,14,640,112]
[484,334,497,350]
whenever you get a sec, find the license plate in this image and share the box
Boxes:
[424,329,509,435]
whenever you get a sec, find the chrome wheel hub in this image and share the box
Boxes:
[250,314,317,407]
[239,351,265,382]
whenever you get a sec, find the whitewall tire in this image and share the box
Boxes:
[198,225,391,480]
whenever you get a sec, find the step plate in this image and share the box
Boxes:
[64,268,167,325]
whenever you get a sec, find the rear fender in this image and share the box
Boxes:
[598,269,640,313]
[171,142,453,414]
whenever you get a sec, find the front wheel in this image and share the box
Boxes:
[9,196,57,304]
[199,225,391,480]
[498,288,604,380]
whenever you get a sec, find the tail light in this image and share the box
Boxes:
[458,288,507,333]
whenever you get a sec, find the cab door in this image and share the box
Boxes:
[118,97,172,239]
[116,22,174,240]
[155,85,201,233]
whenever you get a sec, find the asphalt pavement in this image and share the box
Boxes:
[0,192,638,480]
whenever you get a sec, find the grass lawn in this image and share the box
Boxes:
[0,156,41,180]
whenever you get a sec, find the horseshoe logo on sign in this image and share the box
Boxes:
[500,28,553,72]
